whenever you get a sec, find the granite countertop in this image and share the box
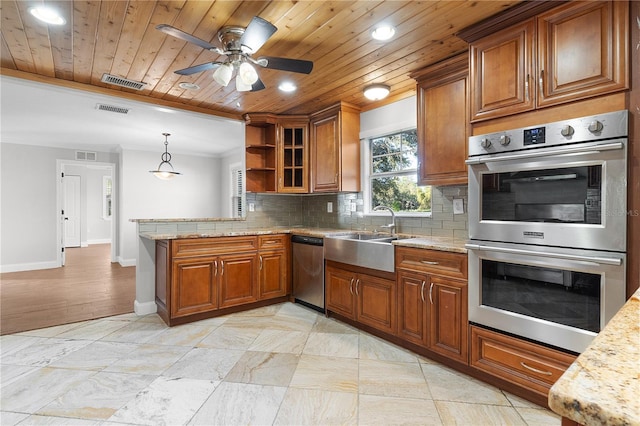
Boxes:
[548,288,640,425]
[139,227,467,253]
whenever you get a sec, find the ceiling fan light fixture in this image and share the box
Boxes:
[235,74,252,92]
[213,64,233,86]
[238,62,259,85]
[364,84,390,101]
[371,24,395,41]
[149,133,181,180]
[29,6,66,25]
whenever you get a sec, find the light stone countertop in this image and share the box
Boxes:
[138,227,468,253]
[548,288,640,425]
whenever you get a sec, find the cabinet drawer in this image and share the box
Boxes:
[258,234,287,250]
[172,236,258,257]
[396,247,467,279]
[470,326,575,395]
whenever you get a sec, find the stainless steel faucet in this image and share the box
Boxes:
[373,205,396,234]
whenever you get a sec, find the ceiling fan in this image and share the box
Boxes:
[156,16,313,92]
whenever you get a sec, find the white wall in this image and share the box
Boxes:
[219,147,245,217]
[118,149,225,264]
[0,143,117,271]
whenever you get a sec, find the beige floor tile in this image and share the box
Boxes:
[100,321,167,344]
[358,394,443,425]
[289,354,358,393]
[196,324,263,350]
[232,303,284,317]
[248,329,309,354]
[36,372,154,420]
[15,414,100,425]
[153,323,220,347]
[162,347,244,381]
[504,391,545,409]
[16,321,89,338]
[225,351,300,386]
[359,333,419,363]
[303,332,359,358]
[0,411,29,426]
[516,407,561,426]
[1,365,39,388]
[103,344,190,375]
[421,362,511,405]
[55,319,130,341]
[435,400,526,425]
[48,341,138,371]
[188,382,286,426]
[0,338,91,367]
[312,316,359,334]
[274,388,358,426]
[359,359,432,399]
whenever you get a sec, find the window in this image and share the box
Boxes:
[231,166,245,218]
[102,176,112,220]
[367,129,431,214]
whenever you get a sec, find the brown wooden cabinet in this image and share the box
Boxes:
[468,0,629,122]
[310,102,361,193]
[155,235,289,325]
[244,113,278,193]
[470,325,576,401]
[411,54,469,186]
[326,261,396,335]
[396,246,468,364]
[277,120,309,193]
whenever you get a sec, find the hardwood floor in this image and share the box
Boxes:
[0,244,135,335]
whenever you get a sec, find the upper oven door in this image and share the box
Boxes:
[467,139,627,251]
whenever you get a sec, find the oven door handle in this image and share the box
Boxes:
[465,142,623,165]
[464,243,623,266]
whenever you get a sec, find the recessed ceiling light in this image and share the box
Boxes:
[29,6,66,25]
[178,82,200,90]
[371,24,395,41]
[363,84,390,101]
[278,82,297,92]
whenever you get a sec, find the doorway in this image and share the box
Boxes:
[57,160,116,267]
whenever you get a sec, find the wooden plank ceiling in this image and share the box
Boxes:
[1,1,520,119]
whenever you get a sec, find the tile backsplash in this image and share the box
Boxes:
[245,185,468,239]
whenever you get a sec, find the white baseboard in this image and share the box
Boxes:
[134,300,157,316]
[81,242,89,248]
[88,239,112,245]
[0,260,59,273]
[117,257,136,267]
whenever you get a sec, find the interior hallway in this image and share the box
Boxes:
[0,244,135,335]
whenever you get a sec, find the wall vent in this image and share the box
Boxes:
[76,151,97,161]
[96,103,130,114]
[100,73,146,90]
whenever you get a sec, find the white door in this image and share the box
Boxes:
[64,174,81,248]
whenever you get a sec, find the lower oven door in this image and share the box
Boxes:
[466,241,626,353]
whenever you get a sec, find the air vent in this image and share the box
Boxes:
[101,73,146,90]
[76,151,97,161]
[96,103,130,114]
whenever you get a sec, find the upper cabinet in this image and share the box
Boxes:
[411,54,469,186]
[278,119,309,193]
[467,0,629,122]
[310,102,361,193]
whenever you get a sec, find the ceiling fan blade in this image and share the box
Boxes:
[156,24,222,53]
[174,62,221,75]
[259,56,313,74]
[250,78,266,92]
[240,17,277,53]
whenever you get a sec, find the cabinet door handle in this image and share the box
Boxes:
[420,260,439,265]
[259,255,263,270]
[349,278,354,295]
[220,260,224,276]
[539,70,544,97]
[420,281,426,303]
[355,279,360,296]
[214,260,218,276]
[524,74,530,102]
[520,361,552,376]
[429,282,434,305]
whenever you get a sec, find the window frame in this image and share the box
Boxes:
[362,128,431,218]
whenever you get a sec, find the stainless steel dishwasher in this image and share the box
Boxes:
[291,235,324,312]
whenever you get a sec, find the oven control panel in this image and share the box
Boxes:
[468,110,628,157]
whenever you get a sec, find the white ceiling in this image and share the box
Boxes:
[0,76,245,157]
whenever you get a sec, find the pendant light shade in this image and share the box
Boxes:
[238,62,259,85]
[149,133,181,179]
[212,63,233,86]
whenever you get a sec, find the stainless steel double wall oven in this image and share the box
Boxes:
[466,110,628,353]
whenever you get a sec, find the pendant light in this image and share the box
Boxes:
[149,133,181,180]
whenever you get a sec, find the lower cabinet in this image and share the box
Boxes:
[396,247,468,364]
[156,235,289,325]
[326,261,396,335]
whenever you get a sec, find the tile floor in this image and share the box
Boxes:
[1,302,560,425]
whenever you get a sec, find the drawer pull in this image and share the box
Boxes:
[420,260,439,265]
[429,282,434,305]
[520,361,552,376]
[259,255,263,270]
[349,278,354,295]
[420,281,426,303]
[355,279,360,296]
[214,260,218,276]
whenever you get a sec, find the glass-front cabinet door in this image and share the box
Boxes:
[278,121,309,193]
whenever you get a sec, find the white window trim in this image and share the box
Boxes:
[102,175,112,221]
[361,129,432,218]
